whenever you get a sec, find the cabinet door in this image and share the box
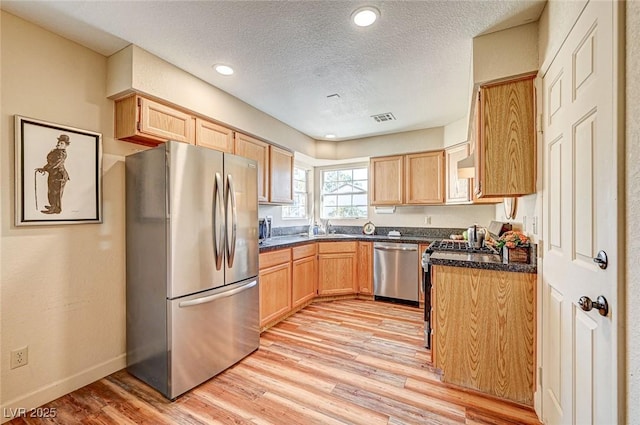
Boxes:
[433,265,535,405]
[269,146,294,204]
[405,151,445,204]
[235,133,270,202]
[445,144,472,204]
[138,96,194,144]
[357,242,373,295]
[318,253,357,296]
[195,119,234,153]
[477,74,536,197]
[292,255,317,308]
[370,155,403,205]
[259,262,292,327]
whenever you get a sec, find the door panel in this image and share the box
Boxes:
[224,153,258,285]
[168,142,224,298]
[541,1,620,424]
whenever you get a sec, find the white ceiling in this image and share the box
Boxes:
[1,1,545,141]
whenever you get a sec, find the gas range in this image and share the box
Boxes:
[427,239,499,255]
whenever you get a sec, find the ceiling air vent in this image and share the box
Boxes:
[371,112,396,123]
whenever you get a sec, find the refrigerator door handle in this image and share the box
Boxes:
[226,174,238,268]
[213,172,224,271]
[178,280,257,308]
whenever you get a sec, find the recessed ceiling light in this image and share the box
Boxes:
[325,134,336,139]
[214,64,234,76]
[352,6,380,27]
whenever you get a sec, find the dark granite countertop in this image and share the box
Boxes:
[259,233,434,252]
[429,251,537,274]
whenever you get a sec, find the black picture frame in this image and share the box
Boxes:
[14,115,102,226]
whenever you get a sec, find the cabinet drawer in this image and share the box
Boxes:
[293,243,317,260]
[259,248,291,269]
[318,241,357,254]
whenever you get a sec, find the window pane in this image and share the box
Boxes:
[353,168,368,180]
[354,206,368,217]
[324,195,337,206]
[337,194,351,206]
[337,170,352,182]
[294,168,306,180]
[294,180,306,192]
[353,194,367,205]
[323,206,336,217]
[353,180,368,191]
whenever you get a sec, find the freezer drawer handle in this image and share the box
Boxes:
[374,246,418,252]
[178,280,257,308]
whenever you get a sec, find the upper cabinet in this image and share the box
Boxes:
[475,73,536,198]
[445,143,472,204]
[405,151,445,204]
[195,118,234,153]
[115,94,195,146]
[370,155,404,205]
[234,132,293,204]
[234,132,270,203]
[370,151,444,206]
[269,145,294,204]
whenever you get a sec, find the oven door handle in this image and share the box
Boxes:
[374,246,418,252]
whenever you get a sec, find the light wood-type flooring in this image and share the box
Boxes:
[8,300,541,424]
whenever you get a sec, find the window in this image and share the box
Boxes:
[321,167,368,219]
[282,167,309,219]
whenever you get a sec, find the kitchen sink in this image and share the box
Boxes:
[298,233,356,239]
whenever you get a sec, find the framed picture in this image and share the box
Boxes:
[15,115,102,226]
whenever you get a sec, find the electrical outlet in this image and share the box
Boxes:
[10,346,28,369]
[424,216,431,225]
[532,216,538,234]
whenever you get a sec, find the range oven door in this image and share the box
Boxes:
[421,253,432,349]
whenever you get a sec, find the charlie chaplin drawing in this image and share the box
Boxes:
[35,134,70,214]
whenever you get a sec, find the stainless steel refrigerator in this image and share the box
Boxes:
[125,140,259,399]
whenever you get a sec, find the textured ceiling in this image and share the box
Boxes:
[1,1,545,141]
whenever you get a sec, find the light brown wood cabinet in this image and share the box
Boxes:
[369,155,404,205]
[405,151,445,204]
[258,249,292,327]
[475,73,536,198]
[292,244,317,308]
[317,242,357,296]
[445,143,472,204]
[195,118,234,153]
[269,145,294,204]
[357,242,373,295]
[370,151,444,205]
[115,94,195,146]
[234,132,294,204]
[235,132,270,202]
[432,264,536,405]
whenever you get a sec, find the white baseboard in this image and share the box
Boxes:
[1,354,126,424]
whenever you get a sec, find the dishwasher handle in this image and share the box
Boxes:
[374,246,418,252]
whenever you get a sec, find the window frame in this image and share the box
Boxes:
[281,166,310,220]
[319,165,369,220]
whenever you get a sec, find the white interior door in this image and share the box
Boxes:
[541,1,621,424]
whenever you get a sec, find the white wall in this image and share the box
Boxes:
[626,1,640,422]
[473,22,539,84]
[0,11,129,416]
[107,45,317,157]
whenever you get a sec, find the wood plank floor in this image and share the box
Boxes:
[8,300,542,425]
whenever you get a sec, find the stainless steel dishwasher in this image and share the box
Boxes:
[373,241,419,306]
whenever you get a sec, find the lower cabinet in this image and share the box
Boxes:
[357,242,373,295]
[318,242,357,296]
[432,264,535,405]
[292,244,317,308]
[259,249,292,328]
